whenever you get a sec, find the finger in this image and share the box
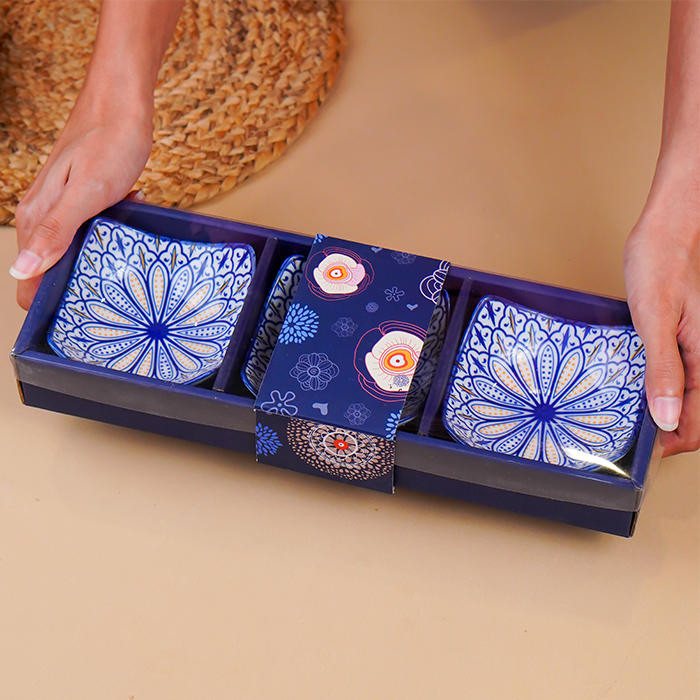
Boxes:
[126,189,146,201]
[19,113,89,210]
[10,178,117,282]
[15,157,72,251]
[21,151,59,203]
[660,332,700,456]
[632,299,685,433]
[660,384,699,457]
[16,277,42,312]
[660,386,699,456]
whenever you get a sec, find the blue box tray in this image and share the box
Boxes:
[11,201,662,537]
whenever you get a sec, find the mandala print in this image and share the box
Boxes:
[278,303,319,345]
[287,419,393,481]
[290,353,340,391]
[443,296,647,469]
[391,251,416,265]
[331,316,358,338]
[344,403,371,426]
[365,302,379,313]
[256,424,283,456]
[260,390,299,416]
[385,411,402,439]
[241,255,304,394]
[47,218,254,384]
[385,286,405,302]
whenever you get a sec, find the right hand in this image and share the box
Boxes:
[624,160,700,457]
[12,92,153,309]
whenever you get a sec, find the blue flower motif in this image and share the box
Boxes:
[366,302,379,313]
[344,402,371,426]
[385,286,405,302]
[314,234,328,244]
[391,251,416,265]
[385,411,401,438]
[260,390,298,416]
[290,353,339,391]
[256,424,282,456]
[331,316,358,338]
[278,303,319,344]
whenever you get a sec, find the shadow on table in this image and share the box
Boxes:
[473,0,598,40]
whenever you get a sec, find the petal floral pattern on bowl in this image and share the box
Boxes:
[442,296,646,470]
[241,255,305,395]
[47,217,255,384]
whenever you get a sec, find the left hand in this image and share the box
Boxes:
[12,95,153,309]
[10,0,185,309]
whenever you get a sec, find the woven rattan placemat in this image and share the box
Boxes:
[0,0,344,224]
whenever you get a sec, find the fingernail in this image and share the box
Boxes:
[130,189,145,201]
[651,396,682,432]
[9,250,42,280]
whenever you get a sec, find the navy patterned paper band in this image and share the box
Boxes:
[254,236,449,491]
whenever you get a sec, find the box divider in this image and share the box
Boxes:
[213,236,280,394]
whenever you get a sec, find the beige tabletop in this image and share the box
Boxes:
[1,2,698,698]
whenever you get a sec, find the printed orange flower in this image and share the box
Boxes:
[313,253,366,295]
[364,330,424,392]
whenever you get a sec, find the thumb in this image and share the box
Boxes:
[10,182,114,282]
[638,308,685,433]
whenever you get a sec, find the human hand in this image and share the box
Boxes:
[10,0,185,310]
[11,94,153,309]
[624,153,700,456]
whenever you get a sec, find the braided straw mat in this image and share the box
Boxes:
[0,0,344,225]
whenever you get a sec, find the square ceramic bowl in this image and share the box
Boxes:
[241,254,306,394]
[47,217,255,384]
[442,295,646,471]
[241,253,450,426]
[399,289,450,423]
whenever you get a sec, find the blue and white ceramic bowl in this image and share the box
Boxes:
[241,254,306,394]
[47,217,255,385]
[400,289,450,424]
[242,258,449,424]
[442,296,646,470]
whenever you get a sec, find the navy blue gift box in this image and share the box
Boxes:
[11,201,662,537]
